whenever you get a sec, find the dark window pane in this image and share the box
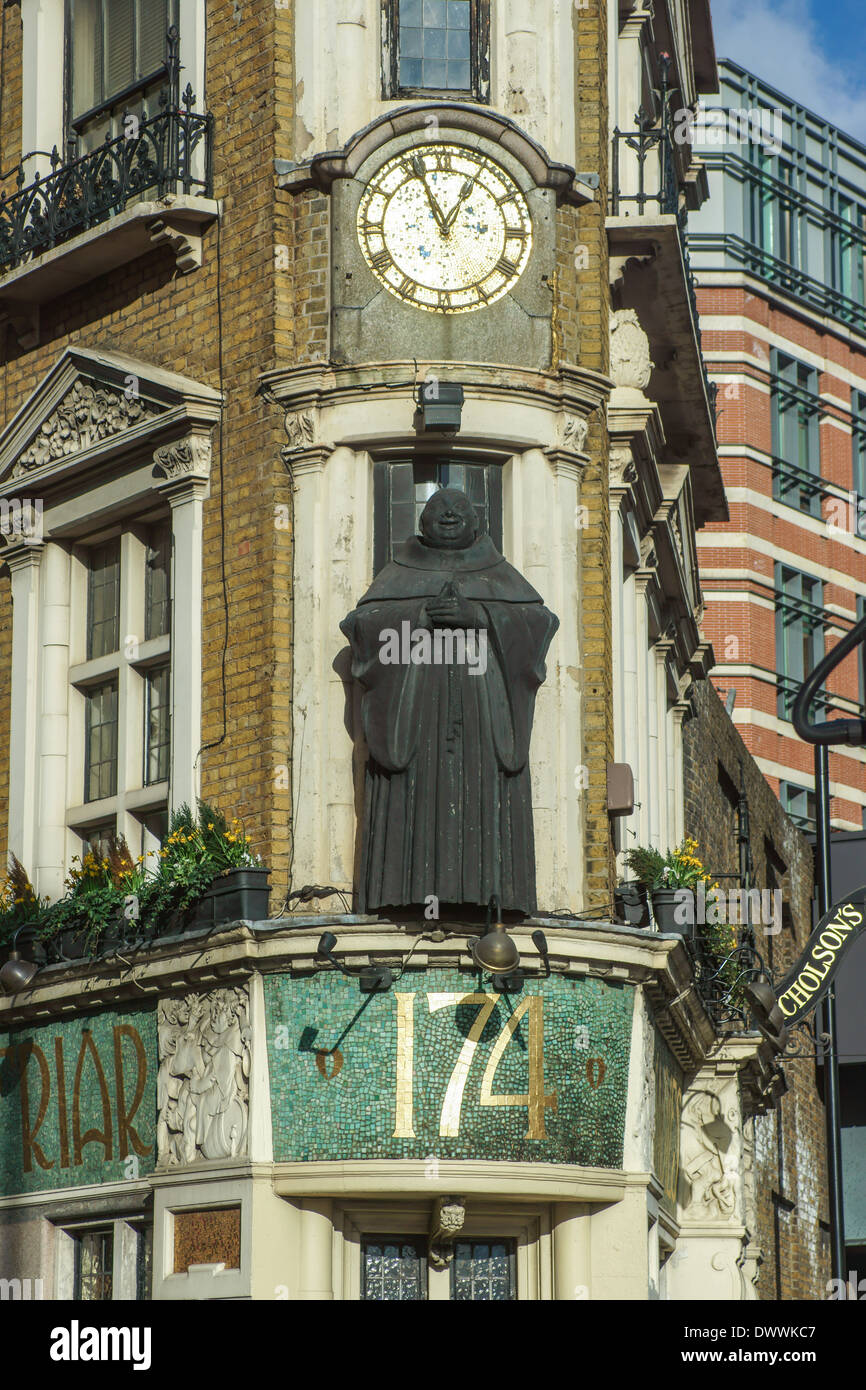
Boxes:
[85,681,118,802]
[83,822,116,861]
[145,522,171,641]
[75,1229,114,1300]
[135,1225,153,1301]
[451,1240,516,1300]
[448,0,471,27]
[87,540,120,660]
[362,1240,426,1300]
[447,60,470,88]
[400,0,422,23]
[145,665,171,786]
[446,27,470,58]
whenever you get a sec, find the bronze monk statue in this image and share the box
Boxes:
[340,488,559,914]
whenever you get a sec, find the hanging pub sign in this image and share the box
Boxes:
[772,885,866,1026]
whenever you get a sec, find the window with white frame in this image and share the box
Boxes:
[68,516,172,859]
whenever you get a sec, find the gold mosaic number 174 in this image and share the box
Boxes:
[393,992,557,1141]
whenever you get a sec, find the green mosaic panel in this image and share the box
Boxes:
[0,1007,157,1196]
[265,971,634,1165]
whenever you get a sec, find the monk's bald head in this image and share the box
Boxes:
[419,488,479,551]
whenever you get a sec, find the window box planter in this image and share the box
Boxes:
[651,888,694,937]
[614,880,651,928]
[188,867,270,929]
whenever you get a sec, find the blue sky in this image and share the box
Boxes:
[711,0,866,144]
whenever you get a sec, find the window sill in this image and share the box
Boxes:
[0,196,220,341]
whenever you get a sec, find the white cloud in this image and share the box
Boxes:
[710,0,866,144]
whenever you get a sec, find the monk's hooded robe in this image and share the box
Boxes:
[340,532,559,913]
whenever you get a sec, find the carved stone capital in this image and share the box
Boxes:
[153,433,212,486]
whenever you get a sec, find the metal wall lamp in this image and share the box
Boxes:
[0,927,39,994]
[471,898,551,992]
[316,931,393,993]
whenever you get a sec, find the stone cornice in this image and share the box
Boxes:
[259,360,611,463]
[271,1159,627,1202]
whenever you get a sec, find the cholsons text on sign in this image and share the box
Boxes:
[778,902,863,1018]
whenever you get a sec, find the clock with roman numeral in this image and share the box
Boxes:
[357,143,533,314]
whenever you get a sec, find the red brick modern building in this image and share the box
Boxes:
[690,60,866,833]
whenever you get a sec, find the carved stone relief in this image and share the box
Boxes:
[679,1085,740,1221]
[610,308,654,392]
[157,986,251,1167]
[283,409,317,455]
[16,380,161,473]
[153,434,212,480]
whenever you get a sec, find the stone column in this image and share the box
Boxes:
[36,542,71,898]
[6,541,43,875]
[298,1199,334,1300]
[153,434,212,815]
[553,1202,591,1299]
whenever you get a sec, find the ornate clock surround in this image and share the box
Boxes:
[285,103,593,370]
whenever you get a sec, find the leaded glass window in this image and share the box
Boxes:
[373,458,502,574]
[451,1240,516,1300]
[87,540,121,660]
[74,1228,114,1300]
[362,1240,426,1300]
[385,0,488,101]
[85,679,119,802]
[145,665,171,785]
[145,522,171,641]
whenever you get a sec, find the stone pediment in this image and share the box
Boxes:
[15,378,163,473]
[0,345,222,490]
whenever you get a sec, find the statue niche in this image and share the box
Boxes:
[340,488,559,915]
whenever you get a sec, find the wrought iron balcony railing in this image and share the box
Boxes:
[0,30,213,277]
[777,673,864,724]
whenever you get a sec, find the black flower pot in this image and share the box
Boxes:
[651,888,695,937]
[190,867,271,929]
[54,927,92,960]
[614,880,651,928]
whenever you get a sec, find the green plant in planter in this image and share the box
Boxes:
[0,855,47,949]
[625,838,718,891]
[139,802,263,935]
[38,837,147,956]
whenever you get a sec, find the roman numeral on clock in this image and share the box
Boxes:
[398,276,418,299]
[369,249,391,272]
[495,257,519,279]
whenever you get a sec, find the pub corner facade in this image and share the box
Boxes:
[0,1,828,1301]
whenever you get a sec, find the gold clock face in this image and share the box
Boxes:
[357,143,533,314]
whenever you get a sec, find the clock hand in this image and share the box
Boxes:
[411,155,448,233]
[443,177,476,233]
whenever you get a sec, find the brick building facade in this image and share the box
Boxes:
[0,3,828,1304]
